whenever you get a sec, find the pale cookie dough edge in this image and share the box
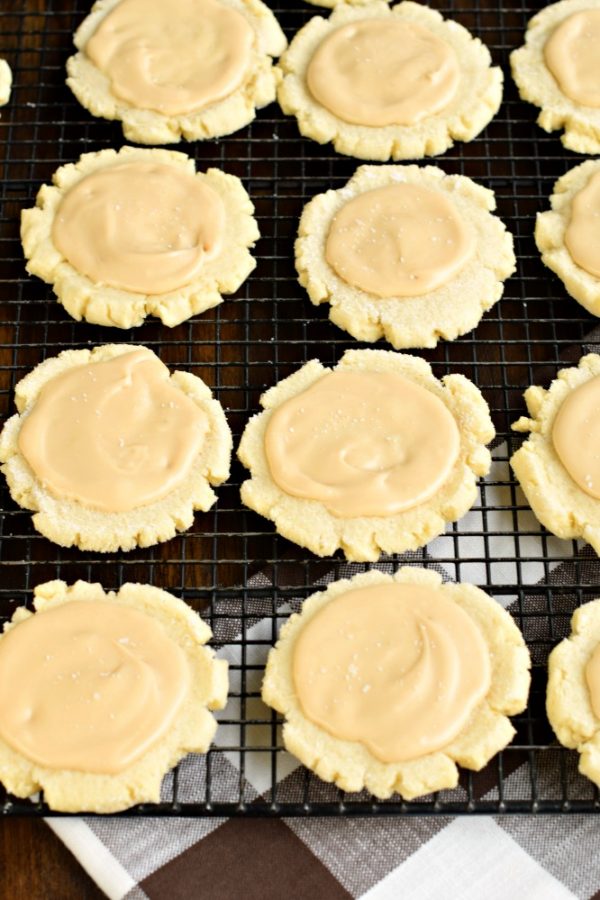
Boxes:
[0,344,233,553]
[0,579,228,813]
[262,567,530,800]
[277,1,503,161]
[21,146,259,329]
[511,0,600,154]
[511,353,600,553]
[65,0,287,145]
[295,164,516,349]
[238,349,495,562]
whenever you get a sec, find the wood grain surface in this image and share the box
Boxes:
[0,819,104,899]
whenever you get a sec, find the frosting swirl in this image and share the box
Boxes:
[293,582,491,763]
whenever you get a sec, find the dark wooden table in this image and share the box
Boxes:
[1,819,104,898]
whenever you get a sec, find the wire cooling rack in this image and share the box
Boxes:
[1,0,600,816]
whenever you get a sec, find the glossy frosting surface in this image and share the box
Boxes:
[293,582,491,763]
[0,600,190,773]
[53,161,225,295]
[552,373,600,499]
[565,170,600,278]
[264,370,460,518]
[545,9,600,108]
[325,183,474,297]
[18,349,209,512]
[85,0,254,116]
[306,19,460,127]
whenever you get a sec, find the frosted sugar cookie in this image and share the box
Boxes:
[0,580,228,813]
[66,0,287,144]
[511,0,600,153]
[535,160,600,316]
[277,1,503,160]
[21,146,259,329]
[263,567,530,800]
[296,164,515,348]
[238,349,494,562]
[512,354,600,553]
[547,598,600,790]
[0,345,232,552]
[0,60,12,106]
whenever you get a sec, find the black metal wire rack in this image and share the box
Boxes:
[1,0,600,817]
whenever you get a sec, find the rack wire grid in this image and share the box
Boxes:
[1,0,599,817]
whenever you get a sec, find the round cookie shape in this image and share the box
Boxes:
[238,349,495,562]
[292,581,492,762]
[263,367,461,517]
[546,597,600,791]
[276,1,503,161]
[511,0,600,154]
[296,165,515,349]
[85,0,255,117]
[0,579,228,813]
[21,147,259,329]
[0,344,232,553]
[511,353,600,555]
[51,160,227,296]
[535,160,600,317]
[306,19,461,128]
[0,601,191,773]
[17,349,210,513]
[65,0,287,145]
[262,567,531,800]
[324,181,475,297]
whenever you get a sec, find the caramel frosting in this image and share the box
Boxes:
[52,160,226,295]
[85,0,254,116]
[293,582,491,763]
[325,183,475,297]
[564,170,600,278]
[544,9,600,108]
[552,373,600,498]
[18,349,209,513]
[306,18,460,127]
[0,600,190,774]
[264,370,460,518]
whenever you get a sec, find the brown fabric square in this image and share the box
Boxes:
[139,818,352,900]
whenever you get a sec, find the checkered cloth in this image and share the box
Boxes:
[44,436,600,900]
[47,811,600,900]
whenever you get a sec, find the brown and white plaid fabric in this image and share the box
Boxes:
[49,810,597,900]
[45,439,600,900]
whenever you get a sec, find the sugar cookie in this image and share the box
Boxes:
[277,1,502,160]
[512,354,600,553]
[512,0,600,154]
[0,345,232,552]
[0,579,228,813]
[21,147,259,329]
[66,0,287,144]
[238,349,494,562]
[263,567,530,800]
[296,164,515,348]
